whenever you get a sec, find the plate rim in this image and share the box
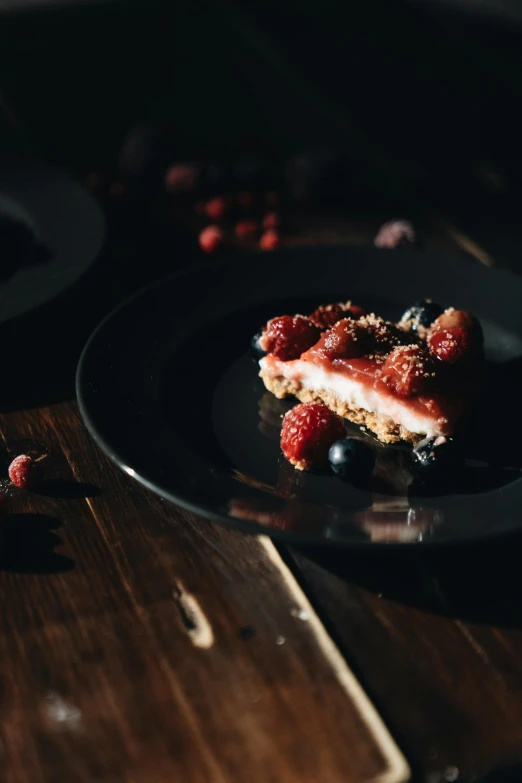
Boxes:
[76,247,522,548]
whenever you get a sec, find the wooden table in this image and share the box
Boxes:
[2,167,522,783]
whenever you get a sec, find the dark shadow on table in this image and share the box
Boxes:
[34,479,102,499]
[0,513,74,574]
[292,527,522,629]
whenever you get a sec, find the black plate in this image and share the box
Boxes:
[77,246,522,546]
[0,159,104,324]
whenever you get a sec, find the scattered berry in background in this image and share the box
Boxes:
[198,225,223,254]
[164,163,200,194]
[374,219,416,249]
[204,197,228,221]
[235,220,259,239]
[260,229,281,251]
[263,212,280,230]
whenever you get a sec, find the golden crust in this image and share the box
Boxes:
[259,369,422,444]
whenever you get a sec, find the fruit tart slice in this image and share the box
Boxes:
[257,300,483,444]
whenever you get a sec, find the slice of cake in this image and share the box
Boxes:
[257,300,483,444]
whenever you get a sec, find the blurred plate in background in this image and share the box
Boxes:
[0,157,104,325]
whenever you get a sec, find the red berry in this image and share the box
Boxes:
[204,197,227,221]
[260,316,320,360]
[431,308,483,341]
[259,229,281,251]
[164,163,199,193]
[428,327,470,364]
[380,345,435,397]
[281,402,346,470]
[235,219,259,239]
[263,212,280,230]
[374,220,416,249]
[8,455,42,489]
[317,318,369,360]
[309,302,366,329]
[265,191,280,206]
[428,309,482,364]
[198,225,223,254]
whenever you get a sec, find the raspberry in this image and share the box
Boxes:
[204,197,227,221]
[374,220,416,249]
[380,345,436,397]
[428,309,483,364]
[164,163,199,193]
[281,402,346,470]
[431,308,475,333]
[428,327,470,364]
[259,229,281,251]
[317,318,369,359]
[235,219,259,239]
[8,455,42,489]
[265,191,280,206]
[198,225,223,254]
[263,212,280,230]
[260,315,320,360]
[309,302,366,329]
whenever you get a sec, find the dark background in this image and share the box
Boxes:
[2,0,522,410]
[1,0,522,170]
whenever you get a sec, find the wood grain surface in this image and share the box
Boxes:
[0,403,408,783]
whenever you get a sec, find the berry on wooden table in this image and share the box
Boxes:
[8,454,42,489]
[281,402,346,471]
